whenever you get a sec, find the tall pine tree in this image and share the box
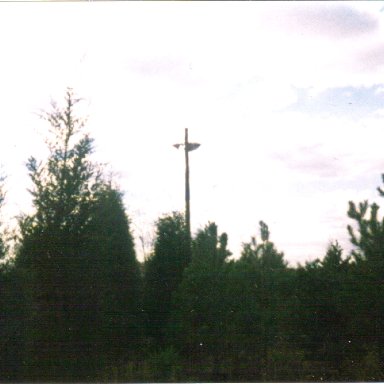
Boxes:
[16,89,141,380]
[143,212,190,345]
[170,222,232,381]
[346,174,384,375]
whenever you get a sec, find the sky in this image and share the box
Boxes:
[0,1,384,264]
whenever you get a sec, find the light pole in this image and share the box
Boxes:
[173,128,200,241]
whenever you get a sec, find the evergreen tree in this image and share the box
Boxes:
[346,174,384,375]
[143,211,189,344]
[84,184,142,364]
[15,89,102,379]
[292,242,351,380]
[0,173,7,262]
[171,222,232,381]
[322,241,346,270]
[238,221,291,381]
[15,89,141,380]
[0,175,22,381]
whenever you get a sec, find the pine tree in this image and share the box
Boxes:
[0,175,21,381]
[292,242,351,379]
[15,89,100,379]
[143,211,189,344]
[170,222,232,381]
[15,89,142,380]
[84,184,142,364]
[346,174,384,374]
[238,221,289,380]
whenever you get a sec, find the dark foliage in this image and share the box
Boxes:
[2,91,384,381]
[143,212,190,345]
[9,89,141,381]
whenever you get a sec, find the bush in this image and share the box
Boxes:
[99,347,181,382]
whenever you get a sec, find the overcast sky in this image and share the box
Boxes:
[1,1,384,264]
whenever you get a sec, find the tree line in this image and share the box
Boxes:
[1,89,384,382]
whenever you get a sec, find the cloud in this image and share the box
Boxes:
[287,85,384,119]
[225,78,298,116]
[356,44,384,72]
[282,4,379,38]
[272,145,346,179]
[126,57,201,87]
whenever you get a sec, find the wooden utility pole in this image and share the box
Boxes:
[174,128,200,241]
[184,128,191,238]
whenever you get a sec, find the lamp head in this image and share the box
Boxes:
[187,143,201,152]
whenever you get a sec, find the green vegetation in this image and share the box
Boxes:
[1,89,384,381]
